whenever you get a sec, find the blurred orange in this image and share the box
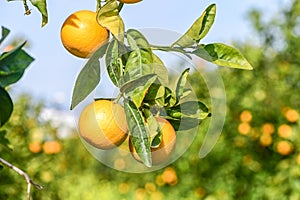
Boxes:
[28,141,42,153]
[240,110,253,123]
[43,141,62,154]
[238,122,251,135]
[161,167,178,186]
[261,123,275,135]
[277,124,292,138]
[276,141,293,156]
[285,109,299,123]
[259,133,273,147]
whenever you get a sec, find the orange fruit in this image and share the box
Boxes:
[29,141,42,153]
[277,124,292,138]
[261,123,275,135]
[118,0,142,4]
[129,117,176,166]
[238,122,251,135]
[259,133,272,147]
[285,109,299,123]
[276,140,293,156]
[60,10,109,58]
[78,100,128,149]
[161,167,178,185]
[43,141,62,154]
[239,110,252,123]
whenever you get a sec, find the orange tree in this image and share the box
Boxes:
[1,0,253,198]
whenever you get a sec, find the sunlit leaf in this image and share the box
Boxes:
[105,38,128,87]
[152,53,169,86]
[70,44,108,109]
[0,87,13,127]
[124,99,152,167]
[144,83,165,107]
[175,68,190,103]
[192,43,253,70]
[121,74,157,108]
[172,4,216,47]
[0,26,10,45]
[97,0,125,41]
[164,86,177,107]
[123,29,154,82]
[30,0,48,27]
[0,42,34,87]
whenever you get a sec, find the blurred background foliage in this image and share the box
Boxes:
[1,0,300,199]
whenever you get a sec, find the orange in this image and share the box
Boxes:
[43,141,62,154]
[276,140,293,156]
[161,167,178,185]
[118,0,142,4]
[129,117,176,166]
[78,100,128,149]
[259,133,272,147]
[239,110,252,123]
[285,109,299,123]
[261,123,275,135]
[238,122,251,135]
[29,141,42,153]
[277,124,292,138]
[60,10,109,58]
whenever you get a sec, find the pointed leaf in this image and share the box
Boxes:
[192,43,253,70]
[0,26,10,45]
[121,74,157,108]
[0,87,13,127]
[70,44,107,109]
[123,29,154,82]
[0,42,34,87]
[172,4,216,47]
[152,53,169,86]
[97,0,125,41]
[105,38,128,87]
[124,99,152,167]
[175,68,190,103]
[30,0,48,27]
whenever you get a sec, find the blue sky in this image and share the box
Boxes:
[0,0,280,109]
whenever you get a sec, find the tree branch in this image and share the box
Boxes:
[0,157,43,200]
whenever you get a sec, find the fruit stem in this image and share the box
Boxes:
[118,3,124,12]
[23,0,31,15]
[114,92,123,104]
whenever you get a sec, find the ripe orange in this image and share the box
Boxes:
[276,140,293,156]
[118,0,142,4]
[129,117,176,166]
[43,141,62,154]
[60,10,109,58]
[261,123,275,135]
[285,109,299,123]
[161,167,178,185]
[78,100,128,149]
[238,122,251,135]
[239,110,252,123]
[259,133,272,147]
[29,141,42,153]
[277,124,292,138]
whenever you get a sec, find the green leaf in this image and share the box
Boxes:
[121,74,157,108]
[164,86,177,107]
[192,43,253,70]
[144,83,165,107]
[175,68,190,103]
[124,99,152,167]
[97,0,125,41]
[70,44,108,109]
[105,38,128,87]
[152,53,169,86]
[29,0,48,27]
[0,26,10,45]
[0,87,13,127]
[167,101,210,120]
[0,130,12,150]
[123,29,154,82]
[0,42,34,87]
[172,4,216,47]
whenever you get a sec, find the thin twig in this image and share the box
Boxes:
[0,157,43,200]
